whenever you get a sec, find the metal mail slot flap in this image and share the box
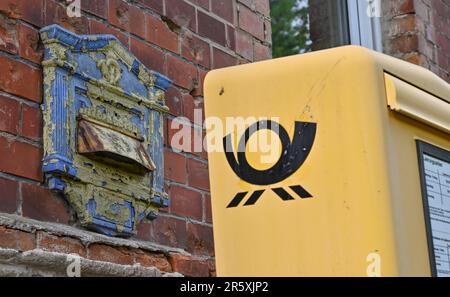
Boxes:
[77,119,156,172]
[384,73,450,134]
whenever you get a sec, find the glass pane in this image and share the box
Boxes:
[270,0,351,57]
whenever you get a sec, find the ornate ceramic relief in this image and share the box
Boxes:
[40,25,172,237]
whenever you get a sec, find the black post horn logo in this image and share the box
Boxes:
[223,120,317,208]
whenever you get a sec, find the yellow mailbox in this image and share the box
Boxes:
[204,46,450,277]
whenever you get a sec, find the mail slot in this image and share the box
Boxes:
[77,119,156,173]
[204,46,450,276]
[40,25,172,237]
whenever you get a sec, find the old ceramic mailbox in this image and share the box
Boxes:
[40,25,172,236]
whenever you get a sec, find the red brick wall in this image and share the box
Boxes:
[382,0,450,82]
[0,0,272,276]
[308,0,449,83]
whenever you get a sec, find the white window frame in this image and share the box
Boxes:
[346,0,383,51]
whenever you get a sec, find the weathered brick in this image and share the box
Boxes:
[166,55,198,90]
[390,0,415,16]
[238,4,264,40]
[82,0,107,19]
[190,68,207,97]
[18,23,44,64]
[44,0,89,34]
[164,149,187,183]
[433,0,450,17]
[165,86,183,116]
[137,0,164,14]
[433,13,450,38]
[235,30,253,60]
[0,13,18,54]
[0,95,20,135]
[166,117,179,150]
[183,93,203,125]
[190,0,210,10]
[135,250,172,272]
[437,49,449,69]
[238,0,254,9]
[146,13,180,54]
[0,137,42,181]
[89,19,129,46]
[415,0,429,22]
[108,0,145,39]
[167,117,204,154]
[88,244,134,265]
[191,128,207,160]
[169,185,203,220]
[152,215,187,249]
[0,176,19,213]
[166,86,182,116]
[135,219,151,241]
[227,25,236,50]
[436,33,450,53]
[255,0,270,16]
[0,226,35,251]
[211,0,235,24]
[389,14,416,37]
[186,222,214,256]
[213,47,238,69]
[254,41,271,61]
[187,158,210,191]
[238,57,250,65]
[405,52,427,67]
[0,0,43,27]
[390,34,419,53]
[128,3,147,39]
[198,10,227,46]
[0,56,42,103]
[168,252,210,276]
[181,33,211,68]
[22,183,72,223]
[165,0,196,31]
[264,19,272,43]
[130,38,165,74]
[108,0,129,31]
[379,0,450,83]
[439,68,449,82]
[21,104,42,141]
[38,232,86,257]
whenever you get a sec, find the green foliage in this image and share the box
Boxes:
[270,0,310,58]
